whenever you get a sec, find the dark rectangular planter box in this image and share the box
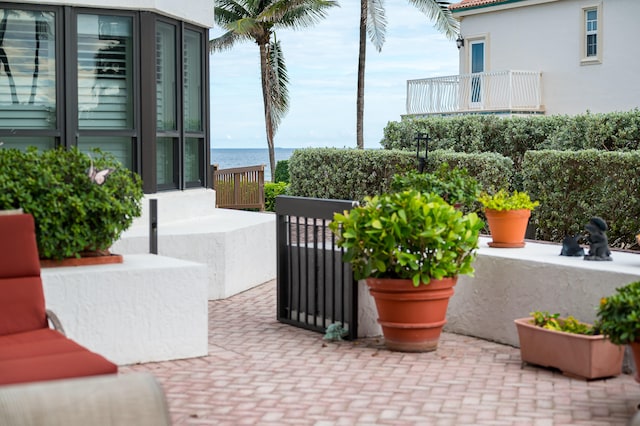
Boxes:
[514,317,624,380]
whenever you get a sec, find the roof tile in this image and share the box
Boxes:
[450,0,511,10]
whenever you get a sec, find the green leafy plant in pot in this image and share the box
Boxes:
[329,189,483,352]
[0,147,143,262]
[596,280,640,383]
[478,189,539,248]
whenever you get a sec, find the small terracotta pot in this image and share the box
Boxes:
[366,277,456,352]
[485,208,531,248]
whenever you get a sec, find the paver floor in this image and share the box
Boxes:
[122,280,640,425]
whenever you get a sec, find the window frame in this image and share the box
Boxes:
[581,4,603,65]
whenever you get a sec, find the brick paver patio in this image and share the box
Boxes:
[122,280,640,425]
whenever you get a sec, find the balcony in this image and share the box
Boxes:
[405,70,544,116]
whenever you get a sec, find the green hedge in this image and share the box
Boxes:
[381,110,640,168]
[523,150,640,248]
[288,148,513,201]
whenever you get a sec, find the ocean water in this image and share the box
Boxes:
[211,147,297,181]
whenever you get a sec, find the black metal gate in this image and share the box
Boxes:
[275,195,358,339]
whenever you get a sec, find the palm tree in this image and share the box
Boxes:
[356,0,458,149]
[210,0,338,181]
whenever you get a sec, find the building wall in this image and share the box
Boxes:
[17,0,213,28]
[456,0,640,115]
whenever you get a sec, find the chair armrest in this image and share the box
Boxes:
[46,309,66,336]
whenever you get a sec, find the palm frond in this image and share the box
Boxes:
[367,0,386,52]
[209,30,249,52]
[214,0,251,26]
[263,0,339,30]
[406,0,459,40]
[267,35,290,132]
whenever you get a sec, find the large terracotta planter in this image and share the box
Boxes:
[514,317,624,380]
[366,277,456,352]
[485,208,531,248]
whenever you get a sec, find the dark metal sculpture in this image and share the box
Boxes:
[584,217,612,261]
[560,235,584,257]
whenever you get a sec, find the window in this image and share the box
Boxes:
[155,20,206,190]
[0,5,209,193]
[0,7,57,139]
[582,5,602,64]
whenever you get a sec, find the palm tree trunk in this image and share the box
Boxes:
[356,0,367,150]
[259,41,276,182]
[0,13,19,104]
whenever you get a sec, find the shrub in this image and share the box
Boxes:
[522,149,640,246]
[596,281,640,345]
[0,147,143,259]
[390,163,480,210]
[265,182,288,212]
[273,160,290,183]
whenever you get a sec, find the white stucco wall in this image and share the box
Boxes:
[18,0,213,28]
[455,0,640,114]
[41,254,209,365]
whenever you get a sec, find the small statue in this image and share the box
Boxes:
[323,322,348,341]
[560,235,584,257]
[584,217,612,261]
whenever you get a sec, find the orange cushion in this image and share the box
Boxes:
[0,351,118,385]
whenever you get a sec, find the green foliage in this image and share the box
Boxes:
[523,150,640,246]
[390,163,480,210]
[0,147,143,260]
[288,148,416,201]
[381,110,640,170]
[596,281,640,345]
[329,190,484,286]
[288,147,512,202]
[264,182,288,212]
[274,160,290,183]
[530,311,595,335]
[479,189,540,211]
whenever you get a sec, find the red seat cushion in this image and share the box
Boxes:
[0,214,47,336]
[0,351,118,385]
[0,330,87,361]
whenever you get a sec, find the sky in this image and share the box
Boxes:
[210,1,461,150]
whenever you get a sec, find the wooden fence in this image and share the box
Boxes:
[211,164,265,211]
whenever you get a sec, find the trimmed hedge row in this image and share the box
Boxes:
[523,150,640,248]
[288,148,513,201]
[381,110,640,168]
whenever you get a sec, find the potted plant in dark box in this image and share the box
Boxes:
[0,147,143,265]
[479,189,539,248]
[329,189,484,352]
[596,280,640,383]
[514,311,624,380]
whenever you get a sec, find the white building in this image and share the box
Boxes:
[406,0,640,116]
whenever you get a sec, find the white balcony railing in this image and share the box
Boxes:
[406,70,543,115]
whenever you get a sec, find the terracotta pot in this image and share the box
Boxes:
[630,341,640,383]
[485,208,531,248]
[40,252,123,268]
[514,317,624,380]
[366,277,456,352]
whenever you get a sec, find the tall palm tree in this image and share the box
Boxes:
[210,0,338,181]
[356,0,458,149]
